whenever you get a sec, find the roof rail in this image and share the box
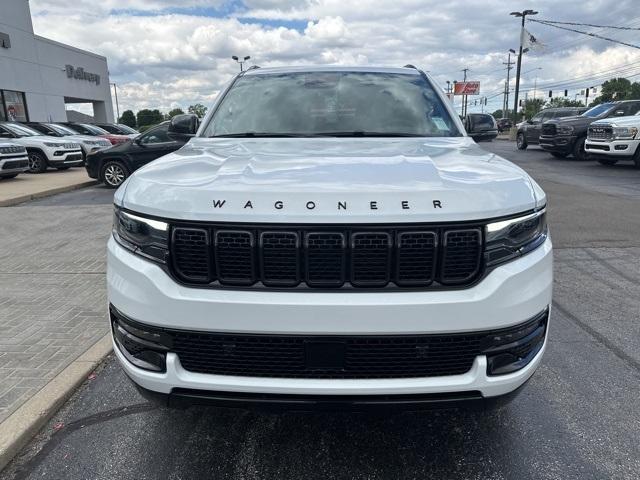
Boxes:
[403,64,417,69]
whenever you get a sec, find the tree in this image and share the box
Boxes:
[136,109,164,128]
[167,108,184,119]
[119,110,136,128]
[522,98,545,120]
[546,97,584,108]
[491,109,504,119]
[188,103,208,118]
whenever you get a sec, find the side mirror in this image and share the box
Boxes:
[168,114,200,141]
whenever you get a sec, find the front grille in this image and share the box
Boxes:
[541,123,556,136]
[63,143,80,149]
[1,159,28,170]
[150,313,547,379]
[170,223,484,289]
[588,124,613,141]
[0,146,26,155]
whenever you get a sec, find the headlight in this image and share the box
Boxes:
[43,142,64,147]
[556,125,574,136]
[113,206,169,263]
[485,209,548,267]
[612,126,638,140]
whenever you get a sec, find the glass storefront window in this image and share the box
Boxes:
[1,90,28,122]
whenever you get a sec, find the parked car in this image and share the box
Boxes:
[23,122,112,161]
[0,142,29,179]
[94,123,140,138]
[0,122,83,172]
[85,121,184,187]
[585,113,640,167]
[516,107,587,150]
[59,123,130,146]
[464,113,498,141]
[538,101,640,160]
[496,118,512,132]
[109,66,552,411]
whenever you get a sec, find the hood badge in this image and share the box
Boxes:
[212,199,443,211]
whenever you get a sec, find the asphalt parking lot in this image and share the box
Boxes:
[2,142,640,479]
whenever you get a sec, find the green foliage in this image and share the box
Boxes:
[522,98,545,120]
[188,103,208,118]
[590,77,640,105]
[167,108,185,119]
[546,97,584,108]
[491,109,504,119]
[119,110,136,128]
[136,109,163,128]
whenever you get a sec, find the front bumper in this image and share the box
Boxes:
[539,135,576,153]
[43,147,84,166]
[108,235,552,404]
[585,139,640,157]
[0,155,29,175]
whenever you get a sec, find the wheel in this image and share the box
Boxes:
[551,152,569,159]
[634,148,640,169]
[516,133,527,150]
[0,174,18,179]
[56,166,70,171]
[101,160,129,188]
[27,151,47,173]
[572,137,587,161]
[597,158,618,166]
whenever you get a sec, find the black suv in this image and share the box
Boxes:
[516,107,587,150]
[537,101,640,160]
[85,122,185,188]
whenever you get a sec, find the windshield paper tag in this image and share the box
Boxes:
[432,117,447,130]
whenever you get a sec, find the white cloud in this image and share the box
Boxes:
[28,0,640,115]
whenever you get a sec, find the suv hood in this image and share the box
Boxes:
[119,137,544,223]
[591,115,640,127]
[547,115,592,126]
[14,135,77,145]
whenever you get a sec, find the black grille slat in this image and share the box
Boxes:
[541,123,556,136]
[441,229,482,285]
[351,232,391,286]
[396,231,437,286]
[305,232,346,287]
[260,231,300,286]
[170,223,485,289]
[215,230,256,285]
[172,228,210,282]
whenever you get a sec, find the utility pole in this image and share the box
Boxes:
[502,53,515,119]
[461,68,469,117]
[510,9,538,126]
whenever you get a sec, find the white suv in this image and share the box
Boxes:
[0,142,29,179]
[0,122,83,173]
[24,122,112,161]
[109,66,552,411]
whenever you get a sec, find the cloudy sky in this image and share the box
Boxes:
[29,0,640,117]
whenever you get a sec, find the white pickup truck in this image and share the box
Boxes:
[585,114,640,167]
[108,66,552,411]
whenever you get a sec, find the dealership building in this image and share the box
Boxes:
[0,0,114,123]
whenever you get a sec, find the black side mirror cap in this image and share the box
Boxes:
[168,114,200,141]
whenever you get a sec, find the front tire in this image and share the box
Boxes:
[101,160,129,188]
[0,174,19,179]
[572,137,587,161]
[597,158,618,166]
[516,133,527,150]
[27,151,47,173]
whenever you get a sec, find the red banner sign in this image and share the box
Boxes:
[453,81,480,95]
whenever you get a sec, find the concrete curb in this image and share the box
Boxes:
[0,179,98,207]
[0,334,113,472]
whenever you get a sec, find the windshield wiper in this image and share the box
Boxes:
[311,131,426,137]
[210,132,313,138]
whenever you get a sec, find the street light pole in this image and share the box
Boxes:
[232,55,251,72]
[110,82,120,121]
[510,9,538,125]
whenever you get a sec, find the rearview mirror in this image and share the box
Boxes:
[168,114,200,141]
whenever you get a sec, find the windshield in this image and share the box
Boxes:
[582,103,614,118]
[46,124,78,136]
[204,71,461,137]
[1,123,41,137]
[116,124,138,134]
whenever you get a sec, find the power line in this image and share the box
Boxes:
[535,19,640,31]
[530,19,640,50]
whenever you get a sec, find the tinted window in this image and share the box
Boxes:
[98,124,120,134]
[470,114,494,128]
[47,124,80,135]
[554,110,577,119]
[0,122,41,136]
[205,71,461,137]
[116,124,138,134]
[582,103,614,118]
[531,113,543,123]
[140,125,172,144]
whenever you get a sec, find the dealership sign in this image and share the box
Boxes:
[65,65,101,85]
[453,81,480,95]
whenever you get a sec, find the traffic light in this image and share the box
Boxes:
[564,89,568,96]
[548,90,552,98]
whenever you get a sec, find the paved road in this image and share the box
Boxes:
[2,142,640,479]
